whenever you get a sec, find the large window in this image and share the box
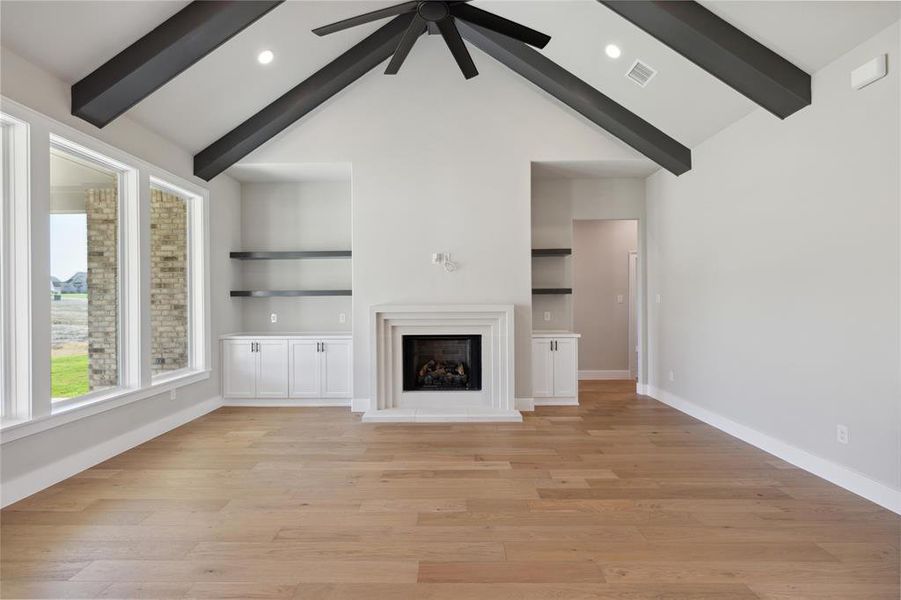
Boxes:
[49,144,122,402]
[150,184,191,376]
[0,100,210,438]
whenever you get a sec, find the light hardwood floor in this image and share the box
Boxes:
[2,381,898,599]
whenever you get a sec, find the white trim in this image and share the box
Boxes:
[0,112,31,421]
[223,398,351,407]
[1,395,221,508]
[579,369,631,380]
[534,397,579,406]
[0,370,210,444]
[646,385,901,515]
[515,397,534,411]
[352,398,370,413]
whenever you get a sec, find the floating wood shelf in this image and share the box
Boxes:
[230,250,352,260]
[230,290,352,298]
[531,248,572,257]
[532,288,573,295]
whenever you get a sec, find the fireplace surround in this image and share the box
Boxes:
[365,304,520,422]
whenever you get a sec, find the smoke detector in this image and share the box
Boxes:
[626,59,657,87]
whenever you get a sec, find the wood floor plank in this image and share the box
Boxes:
[1,380,897,596]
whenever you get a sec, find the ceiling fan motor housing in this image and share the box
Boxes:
[417,1,449,22]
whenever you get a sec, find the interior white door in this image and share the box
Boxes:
[552,338,578,398]
[289,340,321,398]
[222,340,256,398]
[531,338,555,398]
[256,339,289,398]
[320,339,352,399]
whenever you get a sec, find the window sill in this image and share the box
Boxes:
[0,369,211,444]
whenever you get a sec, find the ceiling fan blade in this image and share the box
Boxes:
[385,15,427,74]
[450,3,551,49]
[437,17,478,79]
[313,1,418,36]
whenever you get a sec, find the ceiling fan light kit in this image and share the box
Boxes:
[313,0,552,80]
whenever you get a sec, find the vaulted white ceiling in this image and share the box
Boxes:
[2,1,898,158]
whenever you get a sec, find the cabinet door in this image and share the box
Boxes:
[289,340,321,398]
[222,340,256,398]
[531,338,555,398]
[257,340,289,398]
[552,338,578,398]
[321,339,352,399]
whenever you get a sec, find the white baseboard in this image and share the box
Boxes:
[1,396,222,508]
[579,370,631,380]
[223,398,350,407]
[515,397,535,412]
[352,398,370,413]
[646,385,901,515]
[534,397,579,406]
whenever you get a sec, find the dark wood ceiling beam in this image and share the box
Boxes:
[72,1,283,128]
[598,1,811,119]
[193,14,414,181]
[456,20,691,176]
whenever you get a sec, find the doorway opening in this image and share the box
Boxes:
[572,219,639,383]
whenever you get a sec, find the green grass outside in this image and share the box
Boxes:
[51,354,89,398]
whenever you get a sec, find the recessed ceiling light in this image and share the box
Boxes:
[605,44,622,59]
[257,50,274,65]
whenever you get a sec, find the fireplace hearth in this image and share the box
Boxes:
[402,334,482,392]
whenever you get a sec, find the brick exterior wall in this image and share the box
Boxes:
[86,188,118,390]
[151,188,189,374]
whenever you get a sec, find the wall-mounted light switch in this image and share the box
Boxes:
[339,312,346,324]
[270,313,278,323]
[668,370,675,382]
[544,311,551,321]
[656,294,662,304]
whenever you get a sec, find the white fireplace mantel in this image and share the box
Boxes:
[364,304,521,423]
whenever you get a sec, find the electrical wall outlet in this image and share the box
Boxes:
[170,389,176,400]
[836,425,849,445]
[616,294,624,304]
[339,312,346,324]
[270,313,278,324]
[544,311,551,321]
[668,370,675,382]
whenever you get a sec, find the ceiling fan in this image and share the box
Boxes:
[312,1,551,79]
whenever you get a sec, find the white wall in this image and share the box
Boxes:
[573,219,637,371]
[645,23,901,504]
[235,37,648,406]
[0,48,242,505]
[239,181,352,333]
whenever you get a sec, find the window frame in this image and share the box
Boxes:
[148,177,208,384]
[48,135,135,409]
[0,112,31,423]
[0,97,211,443]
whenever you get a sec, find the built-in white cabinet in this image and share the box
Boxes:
[223,338,289,399]
[532,332,579,405]
[222,335,352,404]
[289,338,352,399]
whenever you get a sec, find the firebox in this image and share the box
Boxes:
[402,334,482,392]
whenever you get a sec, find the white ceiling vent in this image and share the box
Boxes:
[626,60,657,87]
